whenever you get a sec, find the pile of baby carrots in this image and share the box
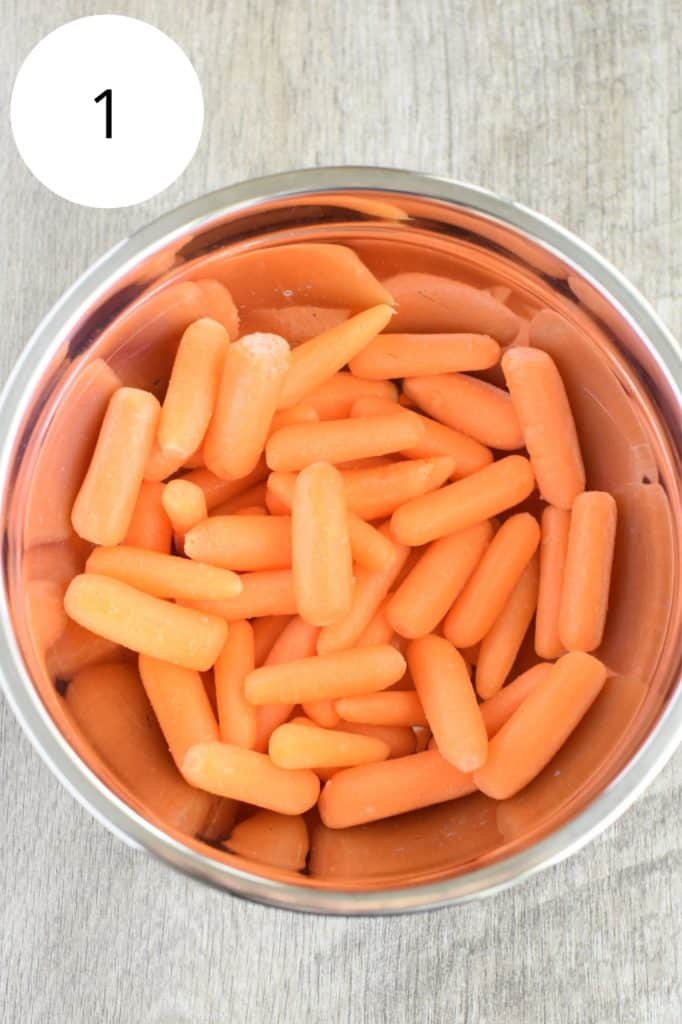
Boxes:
[60,245,618,871]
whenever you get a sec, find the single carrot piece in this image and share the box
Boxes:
[47,620,126,681]
[349,332,501,379]
[182,460,268,511]
[302,372,398,420]
[185,515,291,571]
[182,741,320,815]
[277,305,393,409]
[252,615,292,665]
[336,720,417,758]
[204,334,291,479]
[387,521,493,639]
[269,721,390,769]
[124,480,173,553]
[335,691,428,727]
[266,412,424,471]
[502,346,585,509]
[443,513,541,647]
[26,579,67,652]
[72,387,160,545]
[337,457,455,520]
[479,663,553,737]
[161,479,208,538]
[185,570,297,621]
[224,810,309,871]
[254,616,319,752]
[157,318,230,464]
[65,574,227,671]
[245,644,406,704]
[559,492,617,652]
[85,546,241,601]
[476,554,540,699]
[302,700,340,728]
[404,373,523,450]
[355,601,395,646]
[350,395,493,479]
[194,279,240,340]
[408,635,487,771]
[381,272,519,341]
[473,651,607,798]
[390,455,534,546]
[292,462,353,627]
[138,654,220,768]
[214,620,257,749]
[318,749,476,828]
[535,506,570,659]
[317,526,409,654]
[268,404,319,434]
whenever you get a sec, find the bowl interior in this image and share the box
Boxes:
[2,180,681,898]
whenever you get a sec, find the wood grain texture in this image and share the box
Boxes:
[1,1,681,1022]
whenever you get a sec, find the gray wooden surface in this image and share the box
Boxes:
[1,2,680,1021]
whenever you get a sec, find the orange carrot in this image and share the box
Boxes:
[24,536,91,587]
[318,749,476,828]
[268,404,319,434]
[302,700,341,728]
[476,554,540,699]
[182,460,268,511]
[502,347,585,509]
[479,663,553,737]
[355,601,395,647]
[124,480,173,553]
[194,279,240,340]
[404,373,523,450]
[335,691,428,727]
[199,797,240,842]
[161,479,207,538]
[214,620,257,749]
[65,574,227,671]
[266,412,424,471]
[245,644,406,705]
[210,484,269,516]
[382,272,519,341]
[390,455,534,546]
[204,334,291,479]
[535,506,570,659]
[301,372,398,420]
[185,515,291,571]
[292,462,353,627]
[337,457,455,520]
[473,651,607,798]
[138,654,220,768]
[47,620,126,681]
[443,513,540,647]
[86,546,241,601]
[27,579,67,652]
[182,741,320,814]
[336,720,417,758]
[277,305,393,409]
[387,521,493,638]
[72,387,160,545]
[252,615,292,665]
[224,810,309,871]
[185,570,297,621]
[254,616,320,752]
[349,332,500,379]
[269,721,390,769]
[559,491,617,652]
[408,635,487,771]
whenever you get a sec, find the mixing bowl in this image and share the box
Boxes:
[0,168,680,913]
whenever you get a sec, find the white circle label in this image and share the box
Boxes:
[10,16,204,208]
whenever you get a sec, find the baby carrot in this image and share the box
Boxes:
[559,492,617,652]
[225,810,309,871]
[194,279,240,340]
[381,273,520,342]
[254,616,320,752]
[535,506,570,659]
[318,749,476,828]
[269,721,390,769]
[182,460,268,511]
[72,387,160,546]
[502,347,585,509]
[277,305,393,409]
[204,334,291,479]
[302,700,340,728]
[27,579,67,652]
[268,404,319,434]
[144,440,184,483]
[214,620,257,749]
[161,479,207,537]
[186,570,297,621]
[338,457,456,520]
[182,742,320,815]
[65,574,227,671]
[387,521,493,639]
[473,651,607,798]
[476,554,540,699]
[404,373,523,450]
[349,332,500,379]
[138,654,220,768]
[479,663,553,737]
[443,513,541,647]
[292,462,353,627]
[211,484,269,516]
[408,635,487,771]
[356,602,394,646]
[252,615,293,665]
[334,691,428,727]
[86,546,242,601]
[185,516,292,571]
[157,318,230,464]
[336,720,417,758]
[266,412,424,471]
[124,480,173,553]
[301,372,398,420]
[245,644,406,705]
[317,526,409,654]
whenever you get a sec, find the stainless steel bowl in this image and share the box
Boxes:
[0,167,680,914]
